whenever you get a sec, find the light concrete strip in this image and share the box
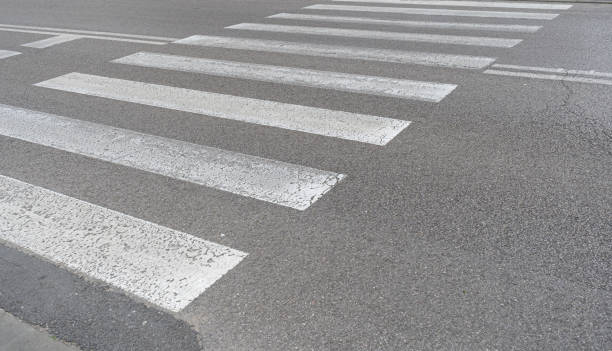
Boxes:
[226,23,522,48]
[492,63,612,79]
[304,4,560,20]
[175,35,495,69]
[38,71,408,145]
[0,102,345,210]
[0,23,177,41]
[0,174,246,312]
[268,13,542,33]
[21,34,81,49]
[113,52,457,102]
[331,0,572,10]
[0,50,21,59]
[483,69,612,86]
[0,27,168,45]
[0,309,79,351]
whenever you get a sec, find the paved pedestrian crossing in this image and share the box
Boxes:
[1,0,582,313]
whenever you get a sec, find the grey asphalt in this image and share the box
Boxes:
[0,0,610,350]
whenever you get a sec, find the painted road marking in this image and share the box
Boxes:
[268,13,542,33]
[0,26,169,45]
[175,35,495,69]
[0,174,246,312]
[113,52,457,102]
[21,34,81,49]
[483,69,612,86]
[0,23,177,41]
[0,102,345,210]
[331,0,572,10]
[36,72,409,145]
[226,23,522,48]
[304,4,560,20]
[491,63,612,79]
[0,50,21,59]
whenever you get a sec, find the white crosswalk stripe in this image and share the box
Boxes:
[304,4,560,20]
[267,13,542,33]
[226,23,522,48]
[330,0,573,10]
[491,64,612,79]
[21,34,81,49]
[35,72,410,145]
[0,174,246,312]
[112,52,457,102]
[175,35,495,69]
[484,69,612,86]
[0,50,21,59]
[0,103,345,210]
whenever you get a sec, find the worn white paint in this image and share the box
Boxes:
[113,52,457,102]
[492,64,612,79]
[331,0,572,10]
[0,27,168,45]
[226,23,522,48]
[267,13,542,33]
[0,174,246,312]
[175,35,495,69]
[0,23,176,41]
[0,102,345,210]
[483,69,612,86]
[304,4,560,20]
[0,50,20,59]
[21,34,81,49]
[37,72,409,145]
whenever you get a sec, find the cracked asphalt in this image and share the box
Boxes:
[0,0,610,350]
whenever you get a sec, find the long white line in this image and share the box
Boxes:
[268,13,542,33]
[175,35,496,69]
[0,174,246,312]
[37,72,409,145]
[0,27,168,45]
[226,23,522,48]
[304,4,560,20]
[0,23,177,41]
[0,102,345,210]
[492,63,612,79]
[113,52,457,102]
[331,0,572,10]
[0,50,21,59]
[21,34,81,49]
[483,69,612,86]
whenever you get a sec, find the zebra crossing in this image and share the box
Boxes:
[1,0,576,313]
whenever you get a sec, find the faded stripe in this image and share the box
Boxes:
[0,174,246,312]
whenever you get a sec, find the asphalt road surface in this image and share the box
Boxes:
[0,0,610,350]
